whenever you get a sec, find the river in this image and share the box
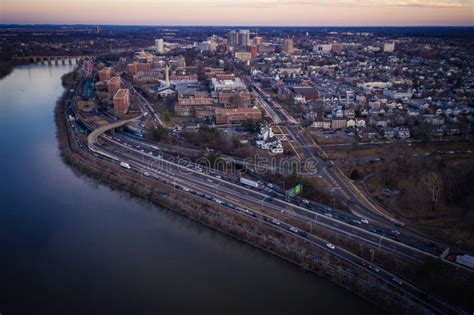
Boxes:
[0,64,378,315]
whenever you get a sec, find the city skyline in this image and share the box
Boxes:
[1,0,473,26]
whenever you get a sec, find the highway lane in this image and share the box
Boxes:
[107,132,449,259]
[121,78,163,126]
[102,137,425,263]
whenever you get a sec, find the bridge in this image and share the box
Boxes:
[12,55,84,65]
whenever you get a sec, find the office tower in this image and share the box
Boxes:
[155,38,164,54]
[238,30,250,47]
[283,38,294,54]
[228,30,239,47]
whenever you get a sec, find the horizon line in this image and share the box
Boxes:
[1,23,473,28]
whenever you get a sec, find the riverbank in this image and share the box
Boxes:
[0,59,16,80]
[54,71,428,314]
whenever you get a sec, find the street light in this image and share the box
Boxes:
[369,249,375,263]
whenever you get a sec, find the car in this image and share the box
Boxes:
[207,179,213,183]
[215,175,222,179]
[267,183,274,188]
[182,187,190,192]
[214,199,222,204]
[271,219,280,225]
[326,243,335,250]
[143,172,151,177]
[298,231,308,237]
[368,265,380,273]
[324,213,333,218]
[356,259,368,266]
[302,199,310,205]
[289,226,298,233]
[391,230,401,236]
[392,277,403,285]
[361,219,369,224]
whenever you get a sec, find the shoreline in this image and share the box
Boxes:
[54,70,427,314]
[0,60,16,80]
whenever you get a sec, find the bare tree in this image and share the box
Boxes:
[422,171,442,211]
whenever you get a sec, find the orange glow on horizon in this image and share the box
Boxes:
[1,0,473,26]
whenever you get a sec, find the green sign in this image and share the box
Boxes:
[287,184,303,198]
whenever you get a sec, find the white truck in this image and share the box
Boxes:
[456,254,474,269]
[239,177,259,188]
[120,162,131,169]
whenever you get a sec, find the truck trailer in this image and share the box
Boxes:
[239,177,259,188]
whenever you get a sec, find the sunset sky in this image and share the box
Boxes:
[1,0,473,26]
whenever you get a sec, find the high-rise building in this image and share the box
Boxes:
[384,42,395,52]
[283,38,294,54]
[199,41,217,52]
[254,36,262,46]
[99,67,112,81]
[113,89,130,115]
[238,30,250,47]
[155,38,164,54]
[107,76,122,96]
[248,45,257,59]
[228,30,239,47]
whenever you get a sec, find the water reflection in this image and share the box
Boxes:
[0,64,378,315]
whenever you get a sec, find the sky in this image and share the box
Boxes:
[1,0,473,26]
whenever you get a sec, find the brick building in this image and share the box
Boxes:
[99,67,112,81]
[113,89,130,115]
[107,76,122,96]
[218,91,253,108]
[215,108,262,124]
[248,45,257,59]
[175,92,215,117]
[290,86,319,100]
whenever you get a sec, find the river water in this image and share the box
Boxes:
[0,64,378,315]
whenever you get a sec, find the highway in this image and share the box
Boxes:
[85,130,464,314]
[65,73,469,314]
[106,132,446,259]
[250,81,474,269]
[121,78,163,126]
